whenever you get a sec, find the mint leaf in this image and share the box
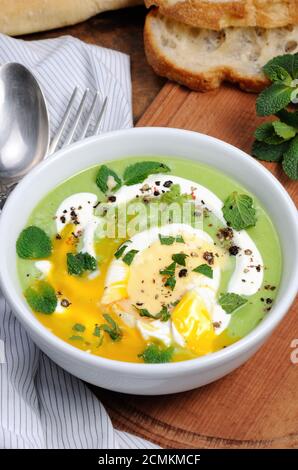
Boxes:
[254,122,284,145]
[219,293,247,314]
[69,335,84,341]
[122,249,138,265]
[282,135,298,179]
[276,109,298,128]
[100,314,122,341]
[272,121,297,140]
[160,262,176,277]
[252,140,289,162]
[17,226,52,259]
[193,264,213,278]
[93,325,101,337]
[123,161,170,186]
[175,235,185,243]
[160,183,191,204]
[114,244,129,259]
[222,192,257,231]
[256,83,292,116]
[67,252,97,276]
[263,63,292,85]
[159,234,175,245]
[25,281,57,314]
[96,165,121,194]
[138,344,174,363]
[73,323,85,332]
[172,253,188,266]
[263,53,298,80]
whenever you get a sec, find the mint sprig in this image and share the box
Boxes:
[219,293,247,314]
[96,165,122,194]
[252,53,298,180]
[67,252,97,276]
[222,192,257,231]
[123,161,170,186]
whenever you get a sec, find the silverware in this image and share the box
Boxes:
[0,63,107,208]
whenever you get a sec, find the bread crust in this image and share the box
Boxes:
[144,9,271,92]
[0,0,142,36]
[144,0,298,30]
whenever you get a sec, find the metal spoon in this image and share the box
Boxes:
[0,63,49,208]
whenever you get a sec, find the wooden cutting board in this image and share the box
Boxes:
[94,82,298,449]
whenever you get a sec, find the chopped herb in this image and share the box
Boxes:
[96,165,122,193]
[160,184,191,204]
[159,234,175,245]
[222,192,257,231]
[165,276,176,291]
[122,249,139,265]
[114,244,128,259]
[73,323,85,332]
[219,293,248,314]
[100,314,122,341]
[193,264,213,278]
[24,281,57,314]
[138,344,174,363]
[175,235,185,243]
[69,335,84,341]
[17,226,52,259]
[136,305,170,322]
[172,253,188,266]
[93,325,101,337]
[123,161,170,186]
[67,252,97,276]
[160,262,176,277]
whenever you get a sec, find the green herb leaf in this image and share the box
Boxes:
[165,276,176,291]
[25,281,57,314]
[123,161,170,186]
[262,63,292,85]
[263,53,298,80]
[172,253,188,266]
[254,122,284,145]
[252,140,289,162]
[136,305,170,322]
[100,313,122,341]
[69,335,84,341]
[67,252,97,276]
[282,135,298,179]
[160,262,176,277]
[276,109,298,128]
[272,121,297,140]
[73,323,85,332]
[175,235,185,243]
[159,234,175,245]
[93,325,101,337]
[222,192,257,231]
[96,165,122,194]
[256,83,293,117]
[138,344,174,363]
[193,264,213,278]
[122,249,139,265]
[160,183,191,204]
[219,293,248,314]
[17,226,52,259]
[114,244,128,259]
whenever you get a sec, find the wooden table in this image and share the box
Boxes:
[22,8,298,449]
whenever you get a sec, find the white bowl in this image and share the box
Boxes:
[0,128,297,395]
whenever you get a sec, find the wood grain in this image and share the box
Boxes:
[21,6,165,122]
[93,82,298,449]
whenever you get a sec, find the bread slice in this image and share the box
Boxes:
[0,0,142,36]
[144,9,298,92]
[144,0,298,30]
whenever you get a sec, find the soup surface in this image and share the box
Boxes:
[17,157,282,363]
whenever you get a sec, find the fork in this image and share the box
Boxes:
[48,87,108,155]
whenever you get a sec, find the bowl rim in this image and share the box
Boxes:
[0,126,297,377]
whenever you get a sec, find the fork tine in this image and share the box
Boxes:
[63,88,89,147]
[93,96,108,135]
[77,91,100,140]
[48,86,79,155]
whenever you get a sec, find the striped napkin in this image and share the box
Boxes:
[0,33,157,449]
